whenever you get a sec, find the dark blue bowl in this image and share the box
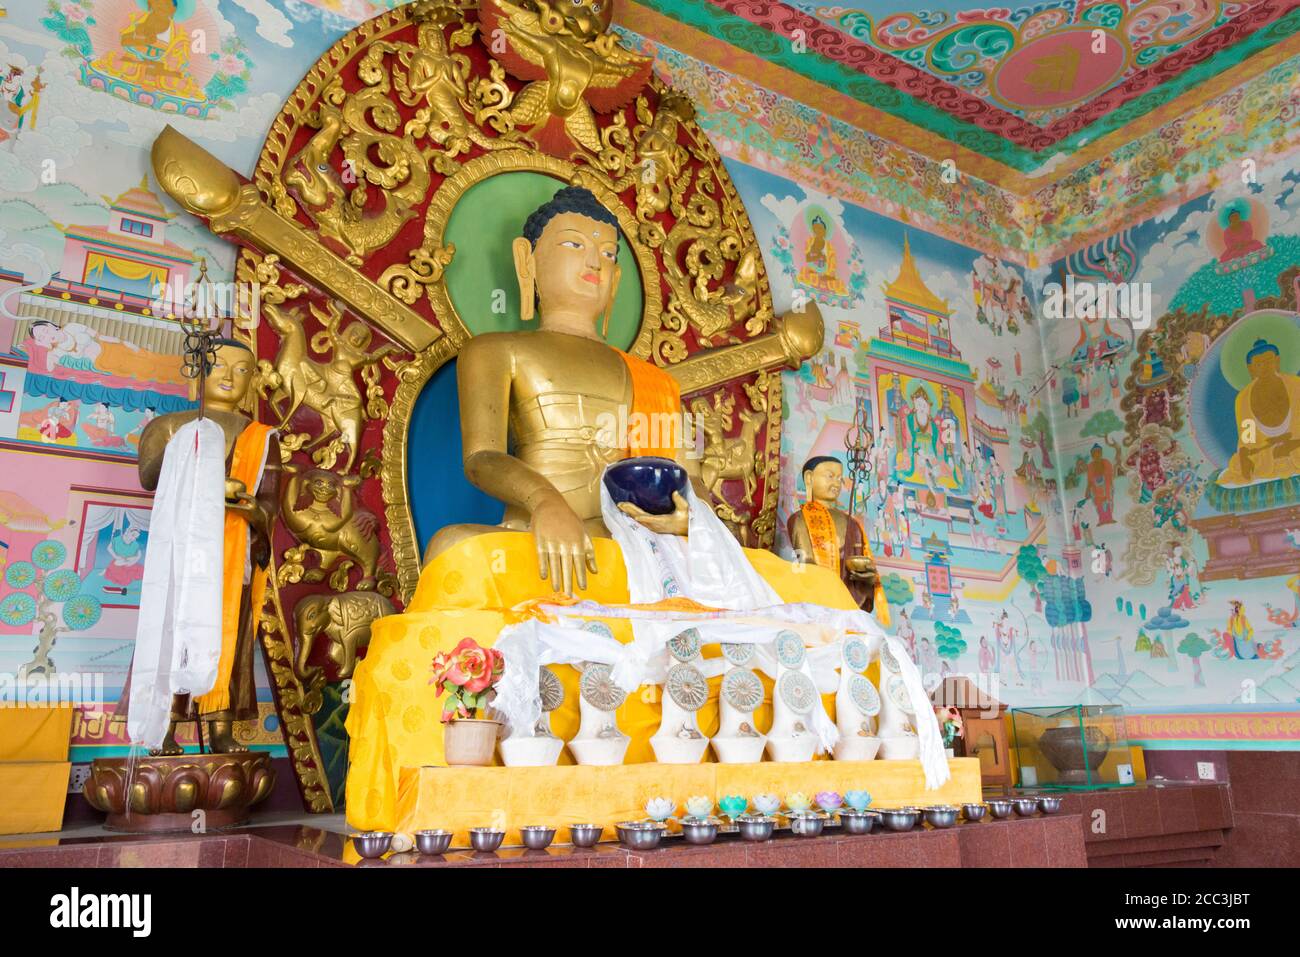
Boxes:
[603,456,688,515]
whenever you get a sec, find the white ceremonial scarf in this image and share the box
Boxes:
[127,418,226,750]
[493,471,951,785]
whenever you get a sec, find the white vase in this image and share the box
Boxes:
[570,694,629,766]
[712,679,766,763]
[500,665,567,766]
[499,733,566,767]
[875,640,920,761]
[833,637,881,762]
[765,645,818,764]
[650,695,710,764]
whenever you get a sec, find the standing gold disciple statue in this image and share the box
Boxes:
[121,340,281,754]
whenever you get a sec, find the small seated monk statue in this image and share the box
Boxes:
[121,339,280,754]
[786,455,888,620]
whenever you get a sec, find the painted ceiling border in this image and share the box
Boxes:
[615,3,1023,187]
[627,0,1042,168]
[621,1,1300,197]
[631,0,1300,171]
[701,0,1299,151]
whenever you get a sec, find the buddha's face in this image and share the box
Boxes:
[1247,350,1279,378]
[530,211,620,322]
[805,461,843,502]
[204,344,255,410]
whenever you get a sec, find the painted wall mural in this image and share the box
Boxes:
[1038,153,1300,746]
[0,1,1295,758]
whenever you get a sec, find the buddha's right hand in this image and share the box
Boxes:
[530,495,598,596]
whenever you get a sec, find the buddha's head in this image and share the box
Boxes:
[801,455,843,504]
[1245,338,1280,378]
[203,338,255,411]
[514,186,621,336]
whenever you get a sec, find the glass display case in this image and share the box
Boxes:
[1009,704,1134,790]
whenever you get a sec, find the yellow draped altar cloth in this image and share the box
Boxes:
[345,531,871,832]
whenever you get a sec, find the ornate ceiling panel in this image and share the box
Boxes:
[625,0,1300,173]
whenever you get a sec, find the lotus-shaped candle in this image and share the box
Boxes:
[644,797,676,822]
[785,792,812,813]
[684,795,714,820]
[719,795,748,819]
[815,791,843,812]
[753,793,781,816]
[845,790,873,811]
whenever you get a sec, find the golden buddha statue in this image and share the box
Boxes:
[786,455,888,619]
[354,185,856,782]
[426,186,735,593]
[120,339,280,754]
[1217,338,1300,488]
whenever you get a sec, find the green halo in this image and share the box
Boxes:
[442,172,643,350]
[803,204,834,234]
[1218,310,1300,391]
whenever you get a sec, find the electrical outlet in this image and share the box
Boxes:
[68,763,91,794]
[1196,761,1216,781]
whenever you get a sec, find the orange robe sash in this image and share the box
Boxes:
[195,421,273,715]
[615,349,681,458]
[799,501,890,627]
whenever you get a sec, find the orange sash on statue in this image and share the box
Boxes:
[195,421,273,715]
[616,349,681,458]
[799,501,890,625]
[800,501,841,573]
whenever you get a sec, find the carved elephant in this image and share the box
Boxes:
[293,591,394,683]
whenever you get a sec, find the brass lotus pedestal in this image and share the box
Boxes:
[83,752,276,833]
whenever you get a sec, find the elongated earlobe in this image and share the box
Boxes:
[512,237,536,321]
[602,264,621,338]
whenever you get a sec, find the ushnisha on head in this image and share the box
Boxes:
[512,186,622,337]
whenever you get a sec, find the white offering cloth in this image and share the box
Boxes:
[491,474,950,786]
[127,418,226,750]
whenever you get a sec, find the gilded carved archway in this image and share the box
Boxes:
[152,0,820,809]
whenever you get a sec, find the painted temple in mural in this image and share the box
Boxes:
[1,178,194,456]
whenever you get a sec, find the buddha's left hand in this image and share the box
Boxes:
[619,491,689,536]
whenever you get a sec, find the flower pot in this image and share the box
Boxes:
[444,718,501,766]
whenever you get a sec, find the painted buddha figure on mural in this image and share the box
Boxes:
[1217,339,1300,488]
[92,0,207,102]
[797,214,848,297]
